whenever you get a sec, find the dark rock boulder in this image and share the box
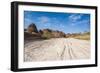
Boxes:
[27,23,38,33]
[39,30,43,34]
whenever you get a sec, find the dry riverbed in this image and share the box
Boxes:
[24,38,90,62]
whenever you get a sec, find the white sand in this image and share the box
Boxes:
[24,38,90,62]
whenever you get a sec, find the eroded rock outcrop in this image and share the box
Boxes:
[27,23,38,33]
[25,23,66,39]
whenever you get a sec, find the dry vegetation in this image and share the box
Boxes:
[68,32,90,40]
[73,34,90,40]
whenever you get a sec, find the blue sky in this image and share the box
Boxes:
[24,11,90,34]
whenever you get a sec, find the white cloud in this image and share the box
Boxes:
[70,23,76,26]
[25,18,33,23]
[44,23,51,27]
[69,14,83,22]
[38,16,50,24]
[70,19,89,26]
[78,20,89,24]
[68,14,89,26]
[60,24,65,28]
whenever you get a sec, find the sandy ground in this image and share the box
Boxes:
[24,38,90,62]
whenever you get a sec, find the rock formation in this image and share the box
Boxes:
[39,29,66,38]
[27,23,38,33]
[25,23,66,39]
